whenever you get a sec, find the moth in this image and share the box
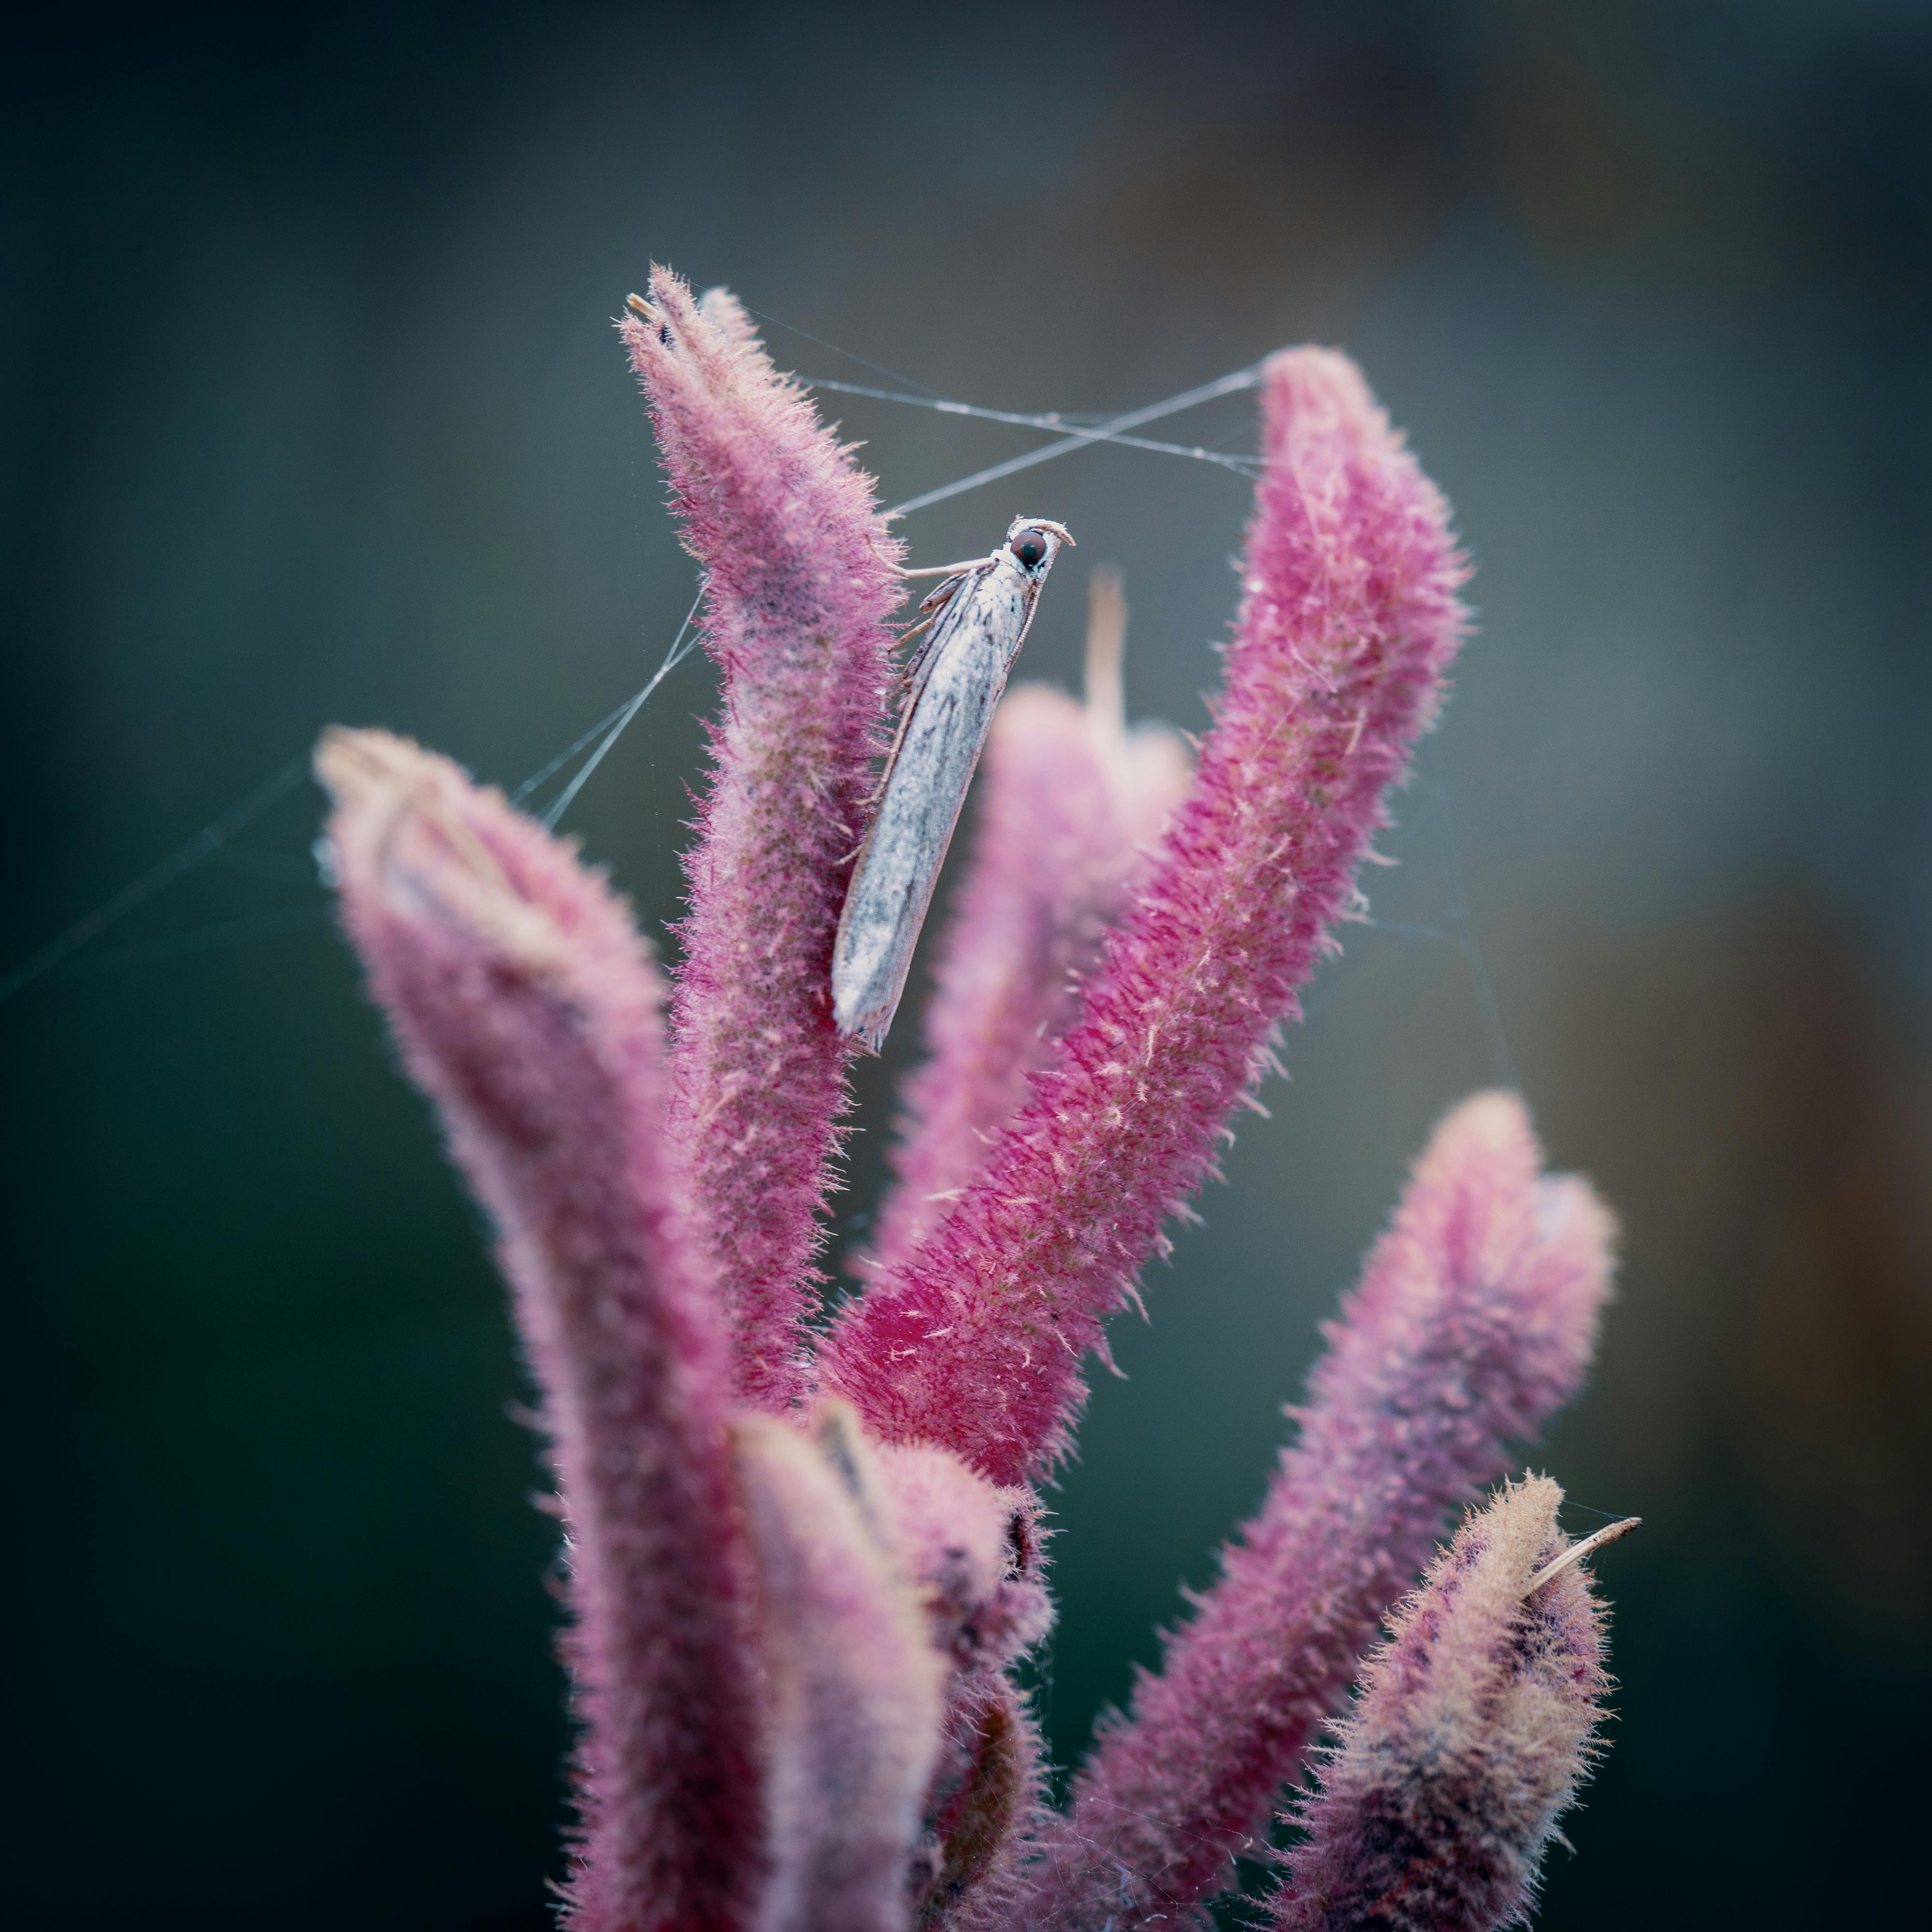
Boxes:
[832,516,1075,1051]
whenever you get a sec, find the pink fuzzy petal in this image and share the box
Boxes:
[316,728,761,1932]
[622,270,904,1410]
[1270,1477,1614,1932]
[821,348,1470,1484]
[1022,1092,1613,1928]
[734,1405,946,1932]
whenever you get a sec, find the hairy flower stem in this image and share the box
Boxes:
[317,730,762,1932]
[622,268,904,1410]
[822,348,1471,1485]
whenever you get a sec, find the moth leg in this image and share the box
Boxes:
[890,574,960,662]
[895,562,988,679]
[918,572,972,616]
[858,605,962,820]
[892,605,945,660]
[857,680,923,817]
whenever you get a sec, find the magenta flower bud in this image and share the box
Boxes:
[873,1441,1053,1676]
[315,728,763,1932]
[1021,1093,1614,1928]
[623,269,905,1411]
[868,1438,1051,1931]
[733,1404,946,1932]
[821,349,1472,1486]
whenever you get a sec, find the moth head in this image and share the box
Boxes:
[1005,518,1075,576]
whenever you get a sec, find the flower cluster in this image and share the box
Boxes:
[318,267,1623,1932]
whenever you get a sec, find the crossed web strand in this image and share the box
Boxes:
[0,357,1264,1000]
[0,341,1511,1094]
[514,359,1273,843]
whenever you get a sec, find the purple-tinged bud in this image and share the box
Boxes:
[1024,1093,1614,1928]
[1271,1476,1618,1932]
[822,349,1471,1486]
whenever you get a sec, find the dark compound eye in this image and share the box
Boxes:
[1009,530,1049,568]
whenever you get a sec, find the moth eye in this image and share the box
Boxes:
[1010,530,1049,568]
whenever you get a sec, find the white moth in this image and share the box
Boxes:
[832,515,1075,1051]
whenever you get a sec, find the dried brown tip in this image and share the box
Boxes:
[1085,564,1128,740]
[1524,1516,1641,1595]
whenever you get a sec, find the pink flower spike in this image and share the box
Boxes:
[821,348,1470,1483]
[1022,1093,1614,1930]
[865,566,1192,1276]
[622,269,905,1411]
[733,1404,946,1932]
[314,729,762,1932]
[1270,1476,1617,1932]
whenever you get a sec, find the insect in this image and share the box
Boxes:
[832,516,1075,1051]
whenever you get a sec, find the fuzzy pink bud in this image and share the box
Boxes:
[733,1405,946,1932]
[1270,1476,1614,1932]
[1023,1092,1614,1928]
[822,348,1471,1484]
[315,728,762,1932]
[622,269,904,1410]
[872,1443,1052,1677]
[867,1443,1052,1931]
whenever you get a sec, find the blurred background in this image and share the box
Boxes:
[5,0,1929,1924]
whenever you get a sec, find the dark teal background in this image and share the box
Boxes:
[6,2,1929,1924]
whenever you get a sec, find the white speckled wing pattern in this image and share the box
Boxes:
[832,520,1070,1051]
